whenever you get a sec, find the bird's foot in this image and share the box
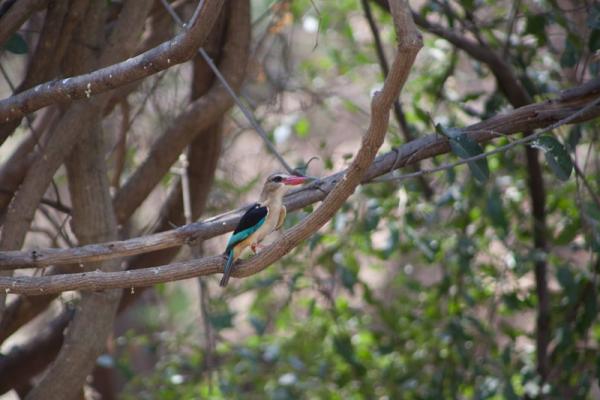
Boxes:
[251,243,265,254]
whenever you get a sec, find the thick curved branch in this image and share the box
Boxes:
[0,4,234,344]
[0,0,424,293]
[1,96,599,294]
[0,78,599,271]
[113,1,249,222]
[360,0,433,199]
[372,0,530,104]
[0,0,223,122]
[0,309,72,395]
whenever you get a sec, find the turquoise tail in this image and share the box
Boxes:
[220,250,235,287]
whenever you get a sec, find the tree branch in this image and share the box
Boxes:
[360,0,433,198]
[25,90,124,400]
[0,7,247,375]
[112,1,249,223]
[0,309,72,395]
[158,0,297,175]
[0,98,598,294]
[0,0,424,293]
[0,79,598,271]
[0,0,224,123]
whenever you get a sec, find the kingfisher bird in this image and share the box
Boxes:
[220,173,308,287]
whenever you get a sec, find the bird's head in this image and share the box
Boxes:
[260,173,308,201]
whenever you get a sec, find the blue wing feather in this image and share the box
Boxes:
[226,218,265,248]
[225,203,268,253]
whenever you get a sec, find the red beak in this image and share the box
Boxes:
[283,176,307,186]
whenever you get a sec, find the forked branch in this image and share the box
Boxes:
[0,0,424,293]
[0,78,598,272]
[0,0,223,122]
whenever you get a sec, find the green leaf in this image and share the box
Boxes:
[3,33,28,54]
[208,311,235,330]
[486,187,508,235]
[560,36,580,68]
[333,334,355,364]
[554,217,580,245]
[249,315,267,336]
[294,117,311,138]
[531,135,573,181]
[459,0,475,10]
[338,265,358,293]
[437,124,489,183]
[413,105,431,125]
[588,4,600,29]
[525,14,547,45]
[332,334,366,376]
[567,126,582,152]
[556,265,577,303]
[589,29,600,52]
[578,286,598,334]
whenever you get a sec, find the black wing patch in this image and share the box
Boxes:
[234,203,268,234]
[224,203,268,254]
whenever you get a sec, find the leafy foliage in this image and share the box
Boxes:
[114,1,600,399]
[2,33,28,54]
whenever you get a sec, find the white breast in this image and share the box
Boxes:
[253,202,281,244]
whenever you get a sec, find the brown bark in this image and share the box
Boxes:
[27,118,120,400]
[1,89,599,295]
[0,1,233,345]
[103,1,175,116]
[0,0,109,322]
[0,0,170,214]
[0,0,155,321]
[0,0,224,122]
[0,0,420,392]
[0,0,47,48]
[93,9,229,395]
[113,0,249,222]
[0,3,241,394]
[0,0,425,293]
[1,80,598,273]
[0,310,71,395]
[26,119,120,400]
[360,0,433,199]
[20,2,156,397]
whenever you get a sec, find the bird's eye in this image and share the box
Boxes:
[272,176,283,183]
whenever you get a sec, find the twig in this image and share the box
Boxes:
[38,206,73,248]
[0,86,599,271]
[0,189,71,214]
[361,0,408,136]
[174,150,216,390]
[110,100,130,189]
[502,0,521,58]
[0,61,65,208]
[107,70,169,159]
[188,0,206,27]
[159,0,297,175]
[0,0,224,122]
[0,0,424,293]
[376,96,600,184]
